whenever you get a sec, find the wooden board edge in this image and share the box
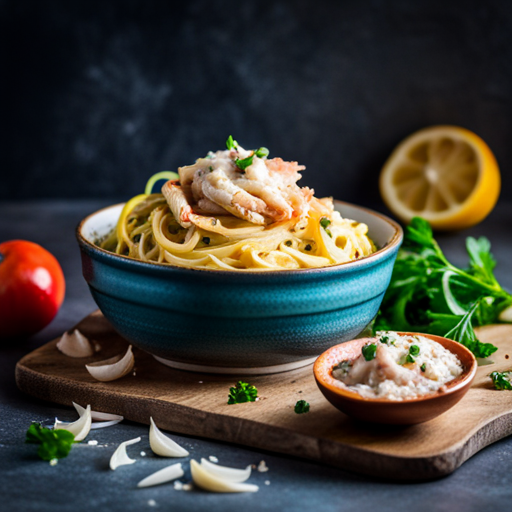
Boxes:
[17,359,511,481]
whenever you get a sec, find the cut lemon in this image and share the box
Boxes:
[379,126,501,230]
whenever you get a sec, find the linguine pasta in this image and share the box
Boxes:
[99,139,375,271]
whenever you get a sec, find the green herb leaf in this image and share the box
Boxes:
[25,423,75,461]
[294,400,310,414]
[320,217,331,229]
[409,344,420,357]
[255,147,269,158]
[379,335,390,344]
[420,363,427,372]
[226,135,238,150]
[444,302,498,358]
[362,343,377,361]
[489,371,512,390]
[405,354,416,364]
[235,155,254,171]
[227,381,258,404]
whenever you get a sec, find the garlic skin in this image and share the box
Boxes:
[190,460,258,493]
[200,458,251,483]
[56,330,95,357]
[149,417,189,457]
[73,402,123,428]
[54,404,92,442]
[137,463,184,488]
[110,437,141,470]
[85,345,134,382]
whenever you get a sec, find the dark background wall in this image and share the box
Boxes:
[1,0,511,210]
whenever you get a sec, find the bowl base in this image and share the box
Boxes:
[153,355,317,375]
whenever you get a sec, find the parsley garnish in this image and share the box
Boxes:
[226,135,238,150]
[362,343,377,361]
[227,381,258,404]
[25,423,75,461]
[380,335,390,344]
[320,217,332,238]
[489,371,512,390]
[409,345,420,356]
[285,240,292,247]
[294,400,310,414]
[420,363,427,372]
[374,217,510,358]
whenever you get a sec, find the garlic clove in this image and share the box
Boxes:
[56,329,95,358]
[73,402,124,424]
[190,460,258,493]
[110,437,141,470]
[85,346,134,382]
[149,417,189,457]
[200,458,252,483]
[54,404,92,442]
[137,463,184,488]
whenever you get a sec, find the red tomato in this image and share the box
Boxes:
[0,240,65,339]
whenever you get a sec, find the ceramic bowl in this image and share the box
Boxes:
[313,332,477,424]
[76,201,402,374]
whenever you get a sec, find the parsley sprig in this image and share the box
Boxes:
[25,423,75,461]
[227,381,258,404]
[374,217,511,358]
[489,371,512,390]
[225,136,269,171]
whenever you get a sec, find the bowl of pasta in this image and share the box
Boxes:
[77,138,402,374]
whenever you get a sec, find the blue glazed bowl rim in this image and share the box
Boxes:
[76,200,403,277]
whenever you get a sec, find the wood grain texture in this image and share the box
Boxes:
[15,311,512,480]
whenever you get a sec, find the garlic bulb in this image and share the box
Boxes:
[85,346,134,382]
[149,417,189,457]
[110,437,141,470]
[56,330,95,357]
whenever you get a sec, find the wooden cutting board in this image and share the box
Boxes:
[15,311,512,480]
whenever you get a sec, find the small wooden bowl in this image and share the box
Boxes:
[313,332,477,425]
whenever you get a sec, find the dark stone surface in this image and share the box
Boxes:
[2,0,512,207]
[1,200,512,511]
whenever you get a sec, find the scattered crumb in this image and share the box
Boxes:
[133,371,137,376]
[257,460,269,473]
[49,458,58,466]
[198,381,203,384]
[174,481,183,490]
[506,355,510,359]
[209,455,218,463]
[290,380,296,384]
[251,464,256,469]
[298,391,302,394]
[93,341,101,352]
[140,451,146,457]
[182,483,193,491]
[265,480,270,485]
[88,440,98,446]
[148,499,157,507]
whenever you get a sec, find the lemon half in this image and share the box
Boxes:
[379,126,501,230]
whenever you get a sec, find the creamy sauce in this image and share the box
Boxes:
[332,332,463,400]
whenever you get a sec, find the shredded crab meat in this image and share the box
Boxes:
[165,147,312,227]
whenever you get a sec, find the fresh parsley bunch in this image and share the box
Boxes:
[25,423,75,461]
[374,217,512,358]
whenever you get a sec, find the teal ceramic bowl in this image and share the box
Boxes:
[76,201,402,374]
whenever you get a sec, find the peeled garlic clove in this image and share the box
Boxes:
[499,305,512,322]
[54,404,92,442]
[200,458,252,483]
[137,463,184,488]
[190,460,258,493]
[86,346,134,382]
[110,437,141,470]
[56,330,94,357]
[149,417,189,457]
[73,402,124,424]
